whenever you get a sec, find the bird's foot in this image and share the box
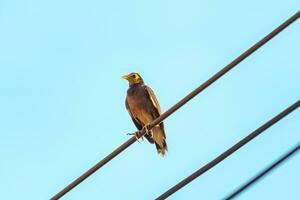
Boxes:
[127,131,144,142]
[142,123,153,138]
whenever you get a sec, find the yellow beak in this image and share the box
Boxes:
[122,75,129,80]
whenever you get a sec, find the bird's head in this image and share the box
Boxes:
[122,72,143,86]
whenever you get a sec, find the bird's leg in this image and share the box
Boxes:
[142,123,153,138]
[135,131,144,142]
[127,131,144,142]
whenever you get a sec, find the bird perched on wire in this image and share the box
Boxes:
[122,72,168,156]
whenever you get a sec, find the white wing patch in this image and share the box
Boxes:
[145,86,161,114]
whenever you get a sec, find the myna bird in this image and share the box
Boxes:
[122,72,168,156]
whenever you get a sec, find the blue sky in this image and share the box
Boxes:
[0,1,299,200]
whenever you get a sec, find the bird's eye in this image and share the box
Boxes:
[132,74,137,79]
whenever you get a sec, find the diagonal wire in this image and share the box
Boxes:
[156,100,300,200]
[224,143,300,200]
[51,11,300,200]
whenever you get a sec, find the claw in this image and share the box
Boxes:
[142,123,153,138]
[126,123,152,142]
[127,131,143,142]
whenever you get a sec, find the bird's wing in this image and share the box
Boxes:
[144,85,162,115]
[144,85,167,155]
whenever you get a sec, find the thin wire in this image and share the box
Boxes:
[224,143,300,200]
[51,11,300,200]
[156,100,300,200]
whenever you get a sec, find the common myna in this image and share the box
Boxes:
[122,72,168,156]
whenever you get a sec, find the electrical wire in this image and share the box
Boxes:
[224,143,300,200]
[51,11,300,200]
[156,100,300,200]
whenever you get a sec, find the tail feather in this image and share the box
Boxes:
[152,126,167,156]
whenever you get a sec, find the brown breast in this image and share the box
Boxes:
[126,95,154,125]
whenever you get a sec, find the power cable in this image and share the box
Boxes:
[224,143,300,200]
[51,11,300,200]
[156,100,300,199]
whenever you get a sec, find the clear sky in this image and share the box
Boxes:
[0,1,299,200]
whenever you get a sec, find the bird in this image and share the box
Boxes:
[122,72,168,156]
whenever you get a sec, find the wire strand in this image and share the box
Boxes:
[224,143,300,200]
[51,11,300,200]
[156,100,300,200]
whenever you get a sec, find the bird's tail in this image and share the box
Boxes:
[152,125,168,156]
